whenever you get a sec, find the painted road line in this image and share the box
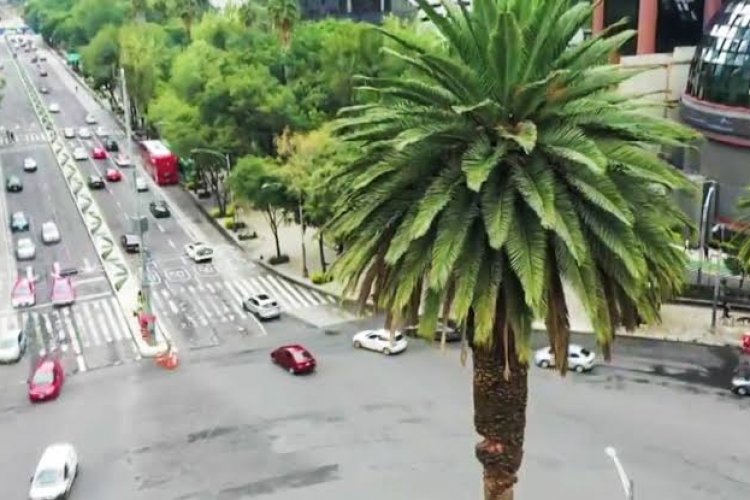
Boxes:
[187,285,213,319]
[203,294,227,319]
[72,307,90,348]
[92,302,113,343]
[74,276,108,286]
[160,288,179,314]
[168,239,176,249]
[51,310,67,352]
[82,302,101,346]
[156,223,165,233]
[205,283,216,293]
[41,312,57,353]
[224,282,246,309]
[236,277,260,296]
[62,308,87,373]
[109,297,140,359]
[101,299,123,342]
[268,274,316,307]
[259,275,302,308]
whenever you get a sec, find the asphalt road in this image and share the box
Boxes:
[0,37,138,374]
[12,37,356,356]
[0,314,747,500]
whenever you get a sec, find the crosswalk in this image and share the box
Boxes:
[150,273,339,326]
[0,296,139,365]
[0,132,48,146]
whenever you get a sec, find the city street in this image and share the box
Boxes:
[0,315,747,500]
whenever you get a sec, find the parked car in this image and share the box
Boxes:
[149,200,170,218]
[16,237,36,260]
[23,157,38,172]
[50,274,75,307]
[85,113,97,124]
[103,138,119,152]
[10,211,30,232]
[352,329,408,355]
[39,68,47,77]
[105,168,122,182]
[731,364,750,396]
[242,293,281,320]
[63,127,75,139]
[87,175,105,189]
[185,242,213,263]
[72,147,88,161]
[11,274,36,308]
[533,344,596,373]
[121,234,141,253]
[0,330,28,363]
[135,176,148,192]
[48,102,59,113]
[28,443,79,500]
[41,221,61,244]
[114,153,131,167]
[28,358,64,402]
[92,147,107,160]
[39,85,49,94]
[402,318,462,343]
[271,345,316,374]
[6,175,23,192]
[77,127,91,138]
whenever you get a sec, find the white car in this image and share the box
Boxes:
[135,176,148,192]
[77,127,91,138]
[41,221,61,244]
[352,329,408,355]
[184,242,213,263]
[48,103,60,113]
[95,126,108,137]
[533,344,596,373]
[23,157,38,172]
[0,330,27,363]
[115,153,131,167]
[72,147,88,161]
[16,237,36,260]
[63,127,75,139]
[28,443,79,500]
[84,113,97,124]
[242,293,281,319]
[39,53,47,61]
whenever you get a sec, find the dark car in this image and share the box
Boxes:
[10,211,30,232]
[6,176,23,192]
[149,200,170,218]
[103,138,119,152]
[120,234,141,253]
[402,318,462,343]
[270,344,316,375]
[87,175,105,190]
[39,69,47,77]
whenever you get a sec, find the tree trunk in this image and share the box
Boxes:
[472,319,528,500]
[318,233,327,273]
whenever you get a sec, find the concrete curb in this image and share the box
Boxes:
[533,327,742,349]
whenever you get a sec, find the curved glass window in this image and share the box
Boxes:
[686,1,750,107]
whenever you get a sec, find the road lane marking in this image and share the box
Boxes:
[62,308,86,373]
[156,223,165,233]
[82,302,101,346]
[168,239,176,248]
[101,299,122,342]
[74,276,107,286]
[187,285,214,318]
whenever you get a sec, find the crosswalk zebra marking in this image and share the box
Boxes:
[100,299,122,342]
[92,302,113,343]
[108,298,140,358]
[261,275,300,307]
[187,285,214,319]
[82,303,101,346]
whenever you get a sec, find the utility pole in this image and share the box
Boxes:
[120,67,153,339]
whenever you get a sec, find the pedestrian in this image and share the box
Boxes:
[4,129,10,141]
[722,301,732,319]
[10,131,15,142]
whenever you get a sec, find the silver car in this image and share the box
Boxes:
[63,127,75,139]
[16,237,36,260]
[78,127,91,138]
[73,147,88,161]
[41,221,61,244]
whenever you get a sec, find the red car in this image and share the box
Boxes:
[28,358,64,402]
[92,147,107,160]
[105,168,122,182]
[270,344,316,374]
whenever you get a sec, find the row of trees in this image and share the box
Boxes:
[22,0,706,498]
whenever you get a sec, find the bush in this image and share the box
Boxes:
[225,204,236,218]
[223,218,235,230]
[185,180,196,190]
[238,231,257,241]
[311,271,333,285]
[209,207,222,218]
[233,221,247,230]
[268,254,290,265]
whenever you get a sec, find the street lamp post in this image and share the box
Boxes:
[605,447,634,500]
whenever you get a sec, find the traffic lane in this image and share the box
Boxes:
[0,40,39,128]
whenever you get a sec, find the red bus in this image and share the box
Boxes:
[139,140,179,185]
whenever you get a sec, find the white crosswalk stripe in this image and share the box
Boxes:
[0,132,48,145]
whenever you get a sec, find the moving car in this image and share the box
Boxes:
[242,293,281,320]
[87,175,105,190]
[28,358,64,402]
[731,364,750,396]
[402,318,462,343]
[51,274,75,307]
[0,330,28,363]
[10,211,30,232]
[92,146,107,160]
[184,242,213,263]
[23,157,38,172]
[85,113,97,124]
[103,138,119,152]
[105,168,122,182]
[270,344,316,374]
[63,127,75,139]
[16,237,36,260]
[6,175,23,192]
[11,273,36,308]
[39,68,47,77]
[77,127,91,138]
[28,443,79,500]
[352,329,408,355]
[149,200,170,218]
[95,126,108,137]
[41,221,61,244]
[135,176,148,192]
[115,153,131,167]
[48,102,59,113]
[39,53,47,61]
[73,147,88,161]
[39,85,49,94]
[533,344,596,373]
[121,234,141,253]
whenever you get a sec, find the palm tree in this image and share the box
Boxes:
[329,0,699,498]
[267,0,299,49]
[132,0,148,21]
[172,0,210,42]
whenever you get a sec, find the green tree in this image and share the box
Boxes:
[72,0,129,41]
[167,0,211,42]
[267,0,298,48]
[329,1,698,498]
[81,24,121,103]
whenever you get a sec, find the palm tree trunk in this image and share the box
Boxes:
[318,233,327,273]
[472,321,528,500]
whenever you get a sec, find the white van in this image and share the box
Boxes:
[29,443,79,500]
